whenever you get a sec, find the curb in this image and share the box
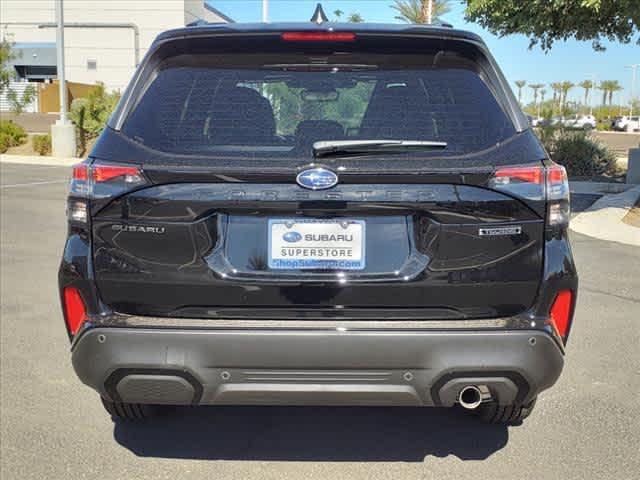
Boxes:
[570,181,636,195]
[0,154,81,167]
[570,186,640,246]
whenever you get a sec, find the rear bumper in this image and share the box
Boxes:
[71,326,564,407]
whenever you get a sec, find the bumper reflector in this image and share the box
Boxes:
[63,287,87,335]
[549,290,573,339]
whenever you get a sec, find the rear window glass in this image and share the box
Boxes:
[122,53,516,158]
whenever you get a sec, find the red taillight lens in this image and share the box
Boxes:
[281,31,356,42]
[489,163,570,227]
[549,289,573,339]
[493,166,544,185]
[92,165,142,183]
[69,161,146,203]
[72,164,88,181]
[63,287,87,335]
[546,164,567,185]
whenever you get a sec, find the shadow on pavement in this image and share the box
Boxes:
[571,193,602,214]
[113,405,508,462]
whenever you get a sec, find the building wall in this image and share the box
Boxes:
[0,0,228,92]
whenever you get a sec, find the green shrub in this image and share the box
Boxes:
[551,131,617,177]
[0,120,27,152]
[70,82,120,155]
[32,133,51,156]
[0,132,11,153]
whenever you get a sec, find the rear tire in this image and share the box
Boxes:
[473,396,537,424]
[100,397,159,420]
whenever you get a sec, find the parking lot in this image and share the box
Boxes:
[1,163,639,480]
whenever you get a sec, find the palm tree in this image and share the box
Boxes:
[599,80,623,106]
[579,80,593,107]
[333,9,344,20]
[550,82,562,112]
[608,80,622,105]
[598,81,609,105]
[528,84,544,118]
[560,81,574,115]
[529,83,544,105]
[392,0,451,24]
[347,12,364,23]
[539,88,547,106]
[515,80,526,105]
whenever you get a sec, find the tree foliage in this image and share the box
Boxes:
[264,81,374,136]
[332,8,364,23]
[392,0,451,24]
[578,80,594,106]
[464,0,639,51]
[7,85,36,114]
[0,36,17,94]
[70,82,120,154]
[598,80,622,105]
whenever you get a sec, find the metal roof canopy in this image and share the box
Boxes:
[9,43,57,67]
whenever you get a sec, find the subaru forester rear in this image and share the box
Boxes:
[59,22,577,424]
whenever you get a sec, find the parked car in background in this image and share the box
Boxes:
[563,114,596,130]
[614,115,640,132]
[611,116,624,130]
[529,116,544,127]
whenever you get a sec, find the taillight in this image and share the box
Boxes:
[489,163,570,227]
[548,289,574,341]
[68,161,147,223]
[492,166,544,185]
[281,31,356,42]
[545,164,570,227]
[63,286,87,335]
[93,164,143,183]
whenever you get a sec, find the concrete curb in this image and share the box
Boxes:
[570,181,636,195]
[570,186,640,246]
[0,154,81,167]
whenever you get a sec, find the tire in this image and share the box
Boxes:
[100,397,160,420]
[473,396,537,424]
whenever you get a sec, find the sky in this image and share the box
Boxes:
[210,0,640,106]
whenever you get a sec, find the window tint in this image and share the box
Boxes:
[122,57,515,158]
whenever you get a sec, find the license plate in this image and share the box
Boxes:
[269,219,365,270]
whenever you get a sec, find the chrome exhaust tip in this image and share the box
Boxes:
[458,385,491,410]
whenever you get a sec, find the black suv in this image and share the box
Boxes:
[59,21,577,424]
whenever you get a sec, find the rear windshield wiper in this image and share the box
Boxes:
[313,140,448,158]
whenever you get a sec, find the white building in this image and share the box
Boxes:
[0,0,232,92]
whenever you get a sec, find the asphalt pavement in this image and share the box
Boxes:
[1,163,639,480]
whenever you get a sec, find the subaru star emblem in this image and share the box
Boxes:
[296,167,338,190]
[282,231,302,243]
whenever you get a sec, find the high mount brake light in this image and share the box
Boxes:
[63,286,87,335]
[281,32,356,42]
[489,164,570,227]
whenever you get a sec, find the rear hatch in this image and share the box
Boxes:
[89,28,547,320]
